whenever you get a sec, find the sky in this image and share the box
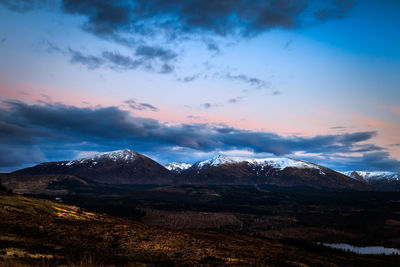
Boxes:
[0,0,399,172]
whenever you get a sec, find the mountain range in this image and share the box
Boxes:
[342,171,400,191]
[2,148,396,194]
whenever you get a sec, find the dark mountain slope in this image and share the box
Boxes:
[179,155,372,190]
[343,171,400,191]
[13,149,174,184]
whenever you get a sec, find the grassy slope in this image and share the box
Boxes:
[1,192,400,266]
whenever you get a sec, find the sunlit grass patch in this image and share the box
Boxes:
[53,206,97,221]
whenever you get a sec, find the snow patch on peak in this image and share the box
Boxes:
[196,155,250,169]
[164,162,192,172]
[88,149,138,162]
[195,155,321,171]
[59,149,139,167]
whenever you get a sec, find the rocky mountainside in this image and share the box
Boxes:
[13,149,174,184]
[343,171,400,191]
[178,155,371,190]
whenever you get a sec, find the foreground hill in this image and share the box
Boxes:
[179,155,372,190]
[343,171,400,191]
[0,189,399,266]
[13,149,174,185]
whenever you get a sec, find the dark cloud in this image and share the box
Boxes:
[2,1,355,39]
[0,37,6,44]
[361,152,400,171]
[124,99,159,112]
[62,0,354,38]
[181,74,200,82]
[272,90,281,95]
[0,143,44,170]
[225,73,268,89]
[135,45,177,62]
[352,144,383,153]
[204,38,220,54]
[102,51,141,70]
[0,0,41,12]
[207,43,220,52]
[315,0,355,21]
[159,63,174,74]
[0,100,392,171]
[62,0,132,35]
[68,48,104,69]
[60,0,306,37]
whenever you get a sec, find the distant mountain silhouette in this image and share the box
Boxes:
[13,149,174,185]
[343,171,400,191]
[1,150,375,194]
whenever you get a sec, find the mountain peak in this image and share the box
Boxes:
[56,149,140,167]
[164,162,192,173]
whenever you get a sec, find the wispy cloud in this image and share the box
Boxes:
[43,41,177,74]
[228,96,245,104]
[68,48,104,69]
[124,99,159,112]
[225,73,269,89]
[202,102,221,109]
[315,0,355,21]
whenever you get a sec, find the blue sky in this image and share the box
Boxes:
[0,0,399,172]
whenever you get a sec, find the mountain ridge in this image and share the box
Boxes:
[342,171,400,191]
[1,149,375,192]
[178,155,370,190]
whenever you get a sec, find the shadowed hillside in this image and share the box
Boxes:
[1,189,400,266]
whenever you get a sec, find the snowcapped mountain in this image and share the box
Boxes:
[14,149,174,184]
[193,155,322,172]
[180,155,370,190]
[57,149,140,168]
[164,162,192,173]
[342,171,400,181]
[342,171,400,191]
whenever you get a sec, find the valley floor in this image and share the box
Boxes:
[1,186,400,266]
